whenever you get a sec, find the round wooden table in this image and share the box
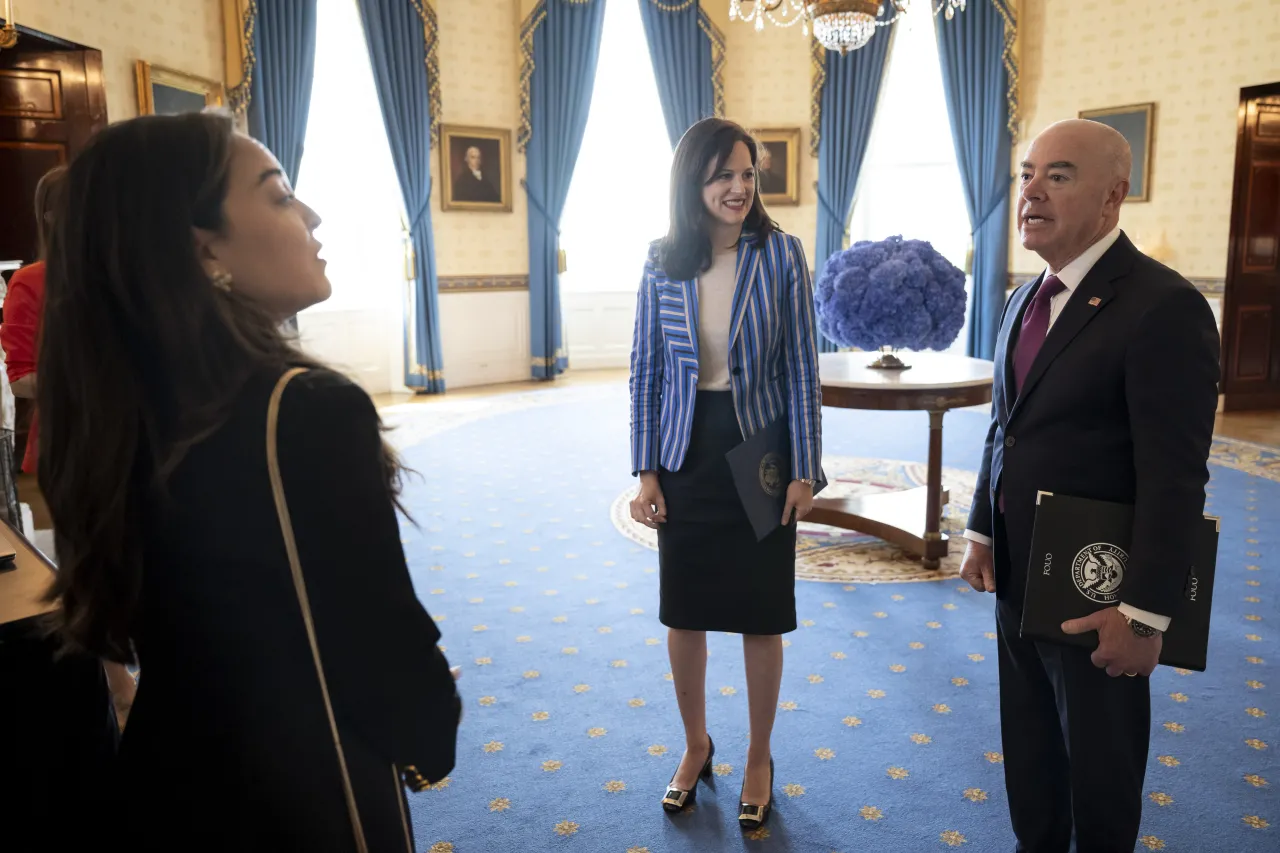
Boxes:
[814,351,995,569]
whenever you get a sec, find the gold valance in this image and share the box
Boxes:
[518,1,547,153]
[809,39,825,157]
[223,0,256,115]
[993,0,1020,140]
[697,6,726,119]
[409,0,443,149]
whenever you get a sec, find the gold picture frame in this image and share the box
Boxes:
[753,127,802,207]
[1079,102,1155,202]
[135,60,225,116]
[440,125,513,213]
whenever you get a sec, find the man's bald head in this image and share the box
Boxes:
[1017,119,1132,271]
[1041,119,1131,181]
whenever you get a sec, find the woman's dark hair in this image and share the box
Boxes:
[39,111,403,663]
[34,165,67,261]
[658,117,777,281]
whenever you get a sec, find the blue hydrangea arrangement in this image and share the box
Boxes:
[814,235,967,355]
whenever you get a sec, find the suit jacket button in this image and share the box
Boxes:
[1004,436,1015,447]
[731,367,742,376]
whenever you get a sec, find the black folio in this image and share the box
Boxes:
[725,416,826,541]
[1019,491,1219,671]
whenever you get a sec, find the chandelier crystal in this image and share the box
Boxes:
[730,1,967,54]
[729,0,810,35]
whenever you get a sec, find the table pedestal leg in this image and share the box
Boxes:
[922,410,947,570]
[807,408,953,569]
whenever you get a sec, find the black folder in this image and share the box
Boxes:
[1019,492,1218,672]
[725,417,826,542]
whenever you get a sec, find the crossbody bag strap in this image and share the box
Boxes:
[266,367,369,853]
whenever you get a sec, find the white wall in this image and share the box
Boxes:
[297,296,404,397]
[564,291,635,371]
[438,291,531,388]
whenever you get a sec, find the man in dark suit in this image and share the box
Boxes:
[959,119,1219,852]
[451,144,500,204]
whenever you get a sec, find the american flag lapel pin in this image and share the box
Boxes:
[1088,297,1102,307]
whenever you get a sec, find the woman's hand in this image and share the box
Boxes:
[630,472,667,529]
[782,480,815,526]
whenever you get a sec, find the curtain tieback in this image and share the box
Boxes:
[814,183,850,242]
[407,196,432,242]
[520,178,561,236]
[970,175,1015,236]
[521,179,567,273]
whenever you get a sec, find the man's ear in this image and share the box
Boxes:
[1106,178,1130,212]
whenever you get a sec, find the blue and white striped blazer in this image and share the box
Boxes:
[629,229,823,479]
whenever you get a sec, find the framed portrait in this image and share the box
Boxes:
[440,125,512,212]
[1079,103,1155,202]
[135,60,224,116]
[753,128,801,207]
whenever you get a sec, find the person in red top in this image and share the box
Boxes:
[3,165,64,474]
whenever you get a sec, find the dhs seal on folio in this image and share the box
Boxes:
[1071,543,1127,604]
[759,452,785,497]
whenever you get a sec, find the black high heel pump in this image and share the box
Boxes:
[661,734,715,814]
[738,757,774,830]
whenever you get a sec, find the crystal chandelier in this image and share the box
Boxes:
[730,1,967,54]
[808,1,880,53]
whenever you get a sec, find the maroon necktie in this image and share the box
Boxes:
[998,274,1066,515]
[1013,274,1067,397]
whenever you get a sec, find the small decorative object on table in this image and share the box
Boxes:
[813,235,967,370]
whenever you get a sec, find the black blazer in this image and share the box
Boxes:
[968,233,1220,616]
[116,369,459,852]
[451,170,500,203]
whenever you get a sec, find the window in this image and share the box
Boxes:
[558,0,672,293]
[846,1,972,352]
[295,0,406,315]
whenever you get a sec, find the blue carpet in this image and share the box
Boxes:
[388,383,1276,852]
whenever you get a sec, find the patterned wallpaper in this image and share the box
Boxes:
[23,0,225,124]
[1014,0,1280,278]
[708,3,819,264]
[434,0,528,277]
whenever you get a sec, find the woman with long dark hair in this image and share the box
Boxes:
[628,117,822,829]
[2,165,140,730]
[39,111,460,851]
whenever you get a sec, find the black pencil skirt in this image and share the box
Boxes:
[657,391,797,635]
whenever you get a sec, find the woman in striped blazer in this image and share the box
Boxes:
[628,117,822,830]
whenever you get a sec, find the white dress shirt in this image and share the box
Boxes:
[963,227,1170,631]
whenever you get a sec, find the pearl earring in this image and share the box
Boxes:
[211,270,233,292]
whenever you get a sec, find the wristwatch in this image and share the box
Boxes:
[797,478,817,487]
[1124,615,1159,638]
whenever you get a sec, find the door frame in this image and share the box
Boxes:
[1222,81,1280,411]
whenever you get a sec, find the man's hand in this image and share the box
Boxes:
[959,540,996,593]
[782,480,815,526]
[1062,607,1161,677]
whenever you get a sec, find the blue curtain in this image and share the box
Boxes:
[637,0,724,148]
[523,0,606,379]
[246,0,318,186]
[936,0,1017,360]
[356,0,446,393]
[813,20,895,353]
